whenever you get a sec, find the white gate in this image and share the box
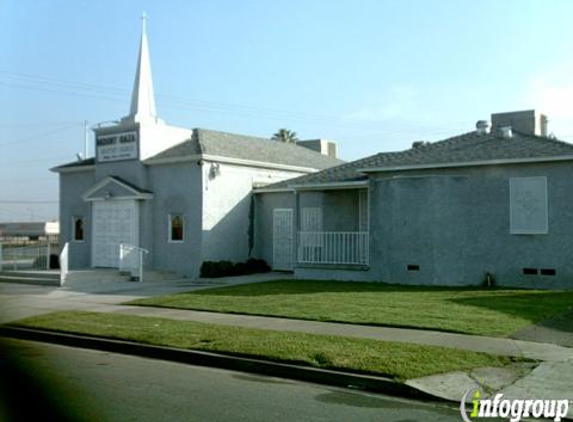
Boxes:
[92,200,139,268]
[273,208,294,271]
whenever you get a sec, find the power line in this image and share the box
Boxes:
[0,123,81,148]
[0,120,80,128]
[0,70,476,136]
[0,200,58,204]
[0,177,57,183]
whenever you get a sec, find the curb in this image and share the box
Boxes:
[0,325,443,403]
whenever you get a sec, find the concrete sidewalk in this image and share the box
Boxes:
[108,305,573,362]
[2,278,572,414]
[106,305,573,416]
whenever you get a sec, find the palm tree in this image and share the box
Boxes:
[272,128,298,143]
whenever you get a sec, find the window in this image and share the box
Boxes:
[169,214,184,242]
[510,177,548,234]
[73,216,84,242]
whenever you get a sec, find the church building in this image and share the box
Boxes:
[52,19,342,277]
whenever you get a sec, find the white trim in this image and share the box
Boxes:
[358,155,573,173]
[143,154,202,166]
[168,213,185,243]
[144,153,320,173]
[86,195,153,202]
[82,176,153,201]
[254,181,368,193]
[253,187,295,194]
[291,180,369,191]
[509,176,549,235]
[51,164,95,173]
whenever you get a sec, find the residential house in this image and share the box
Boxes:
[253,110,573,288]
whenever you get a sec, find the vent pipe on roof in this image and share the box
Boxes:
[499,126,513,138]
[476,120,490,135]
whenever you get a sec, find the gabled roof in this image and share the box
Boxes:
[51,157,95,172]
[146,128,343,170]
[83,175,152,201]
[263,130,573,189]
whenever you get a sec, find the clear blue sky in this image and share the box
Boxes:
[2,0,573,222]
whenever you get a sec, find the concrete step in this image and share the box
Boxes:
[0,270,60,280]
[0,270,61,286]
[64,269,130,285]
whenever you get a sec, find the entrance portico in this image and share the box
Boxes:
[83,176,152,268]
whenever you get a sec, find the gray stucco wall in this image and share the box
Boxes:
[59,170,95,269]
[95,160,148,189]
[295,266,372,281]
[202,162,303,266]
[148,162,203,277]
[258,161,573,288]
[367,162,573,288]
[252,191,295,267]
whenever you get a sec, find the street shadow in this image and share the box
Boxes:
[449,291,573,333]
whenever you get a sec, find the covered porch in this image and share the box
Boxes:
[296,184,369,267]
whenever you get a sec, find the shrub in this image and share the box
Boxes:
[200,258,271,278]
[245,258,271,274]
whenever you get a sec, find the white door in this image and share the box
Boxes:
[273,208,294,271]
[92,200,139,268]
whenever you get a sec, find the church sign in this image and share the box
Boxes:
[96,131,138,162]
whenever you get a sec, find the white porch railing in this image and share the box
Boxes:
[298,232,369,266]
[0,242,51,271]
[60,242,69,285]
[119,243,148,282]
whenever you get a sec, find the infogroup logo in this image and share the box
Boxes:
[460,388,569,422]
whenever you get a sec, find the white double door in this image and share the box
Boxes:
[92,200,139,268]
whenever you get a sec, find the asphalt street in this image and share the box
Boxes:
[0,339,466,422]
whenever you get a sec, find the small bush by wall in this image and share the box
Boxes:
[200,258,271,278]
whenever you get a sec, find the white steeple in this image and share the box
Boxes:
[122,12,163,125]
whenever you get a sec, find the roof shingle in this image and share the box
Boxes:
[148,128,343,170]
[264,130,573,189]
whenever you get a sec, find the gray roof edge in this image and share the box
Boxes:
[358,154,573,173]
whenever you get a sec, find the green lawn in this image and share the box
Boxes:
[11,311,514,381]
[127,280,573,337]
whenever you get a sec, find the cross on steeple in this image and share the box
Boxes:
[141,11,147,35]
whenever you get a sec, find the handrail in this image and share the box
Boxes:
[60,242,69,285]
[119,243,149,282]
[298,231,369,266]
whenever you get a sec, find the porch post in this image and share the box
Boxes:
[294,189,299,268]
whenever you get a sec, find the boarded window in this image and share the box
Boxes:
[73,216,84,241]
[510,177,548,234]
[169,214,184,242]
